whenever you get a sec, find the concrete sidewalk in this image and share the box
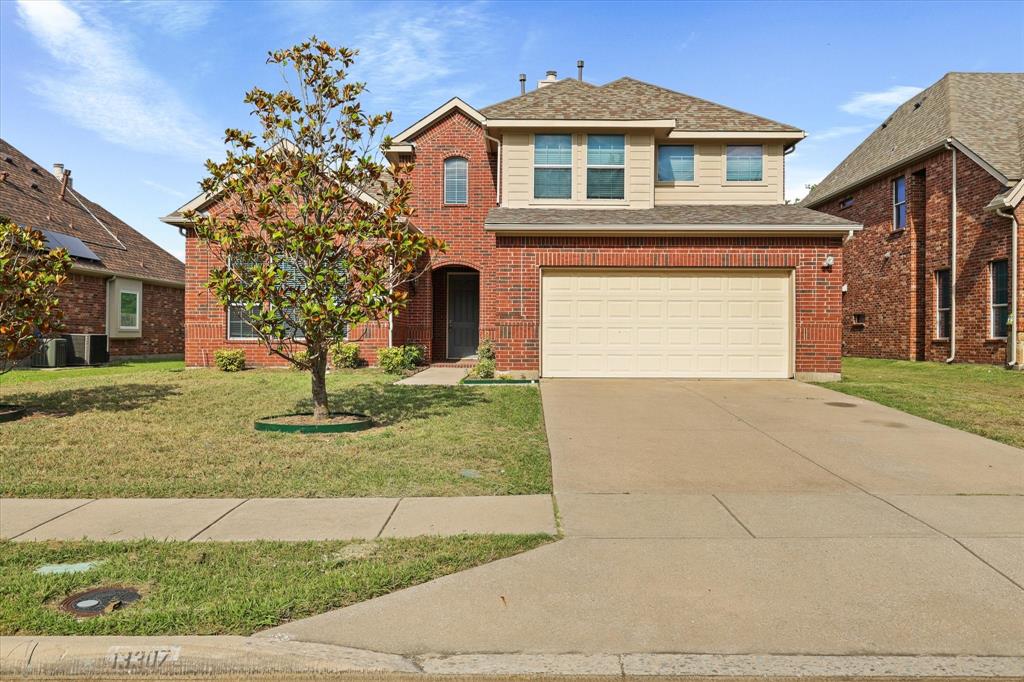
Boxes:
[0,495,556,541]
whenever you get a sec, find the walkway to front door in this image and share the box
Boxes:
[446,271,479,359]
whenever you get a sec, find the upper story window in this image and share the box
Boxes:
[657,145,694,182]
[444,157,468,205]
[725,145,762,182]
[839,196,854,210]
[534,134,572,199]
[587,134,625,200]
[990,259,1009,338]
[892,176,907,230]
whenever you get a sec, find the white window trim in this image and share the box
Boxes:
[892,176,908,231]
[935,269,951,340]
[723,144,765,185]
[443,157,468,206]
[990,260,1009,339]
[655,144,697,185]
[586,133,626,201]
[532,133,573,201]
[118,290,140,331]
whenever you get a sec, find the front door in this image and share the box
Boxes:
[447,273,480,359]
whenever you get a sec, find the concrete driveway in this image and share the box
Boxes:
[264,379,1024,659]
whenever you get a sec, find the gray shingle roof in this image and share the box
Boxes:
[804,72,1024,207]
[485,204,858,228]
[480,77,802,134]
[0,138,185,284]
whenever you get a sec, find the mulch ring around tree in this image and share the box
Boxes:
[254,412,374,434]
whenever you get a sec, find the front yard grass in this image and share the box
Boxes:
[822,357,1024,448]
[0,535,551,635]
[0,364,552,497]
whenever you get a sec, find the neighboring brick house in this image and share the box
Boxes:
[1,138,185,362]
[804,73,1023,368]
[164,71,860,379]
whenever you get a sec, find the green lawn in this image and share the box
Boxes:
[0,363,552,497]
[822,357,1024,448]
[0,535,551,635]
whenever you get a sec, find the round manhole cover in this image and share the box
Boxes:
[59,586,141,617]
[825,401,857,408]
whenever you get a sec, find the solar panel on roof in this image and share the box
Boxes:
[39,229,102,262]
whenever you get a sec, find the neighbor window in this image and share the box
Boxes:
[839,196,854,210]
[936,269,951,339]
[443,157,468,205]
[892,176,907,230]
[725,145,763,182]
[657,145,694,182]
[119,291,139,329]
[586,134,625,199]
[990,259,1009,338]
[852,313,866,326]
[533,134,572,199]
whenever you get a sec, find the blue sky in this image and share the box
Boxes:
[2,0,1022,262]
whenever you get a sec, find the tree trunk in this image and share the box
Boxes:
[310,348,329,420]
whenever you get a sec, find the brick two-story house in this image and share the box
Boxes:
[2,138,185,363]
[804,72,1023,368]
[164,71,860,379]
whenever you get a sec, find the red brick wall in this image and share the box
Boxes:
[58,273,184,357]
[815,150,1018,365]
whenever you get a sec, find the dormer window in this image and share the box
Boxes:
[444,157,468,205]
[726,145,763,182]
[533,134,572,199]
[587,134,624,199]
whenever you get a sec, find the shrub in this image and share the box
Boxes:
[377,344,424,374]
[477,338,496,361]
[213,349,246,372]
[474,358,496,379]
[291,350,308,370]
[330,342,360,369]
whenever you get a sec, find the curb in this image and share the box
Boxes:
[3,636,1024,678]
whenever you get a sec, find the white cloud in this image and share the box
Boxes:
[120,0,218,36]
[142,179,188,199]
[15,0,220,160]
[840,85,923,118]
[809,124,873,143]
[352,2,496,111]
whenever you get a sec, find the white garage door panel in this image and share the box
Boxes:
[541,270,791,379]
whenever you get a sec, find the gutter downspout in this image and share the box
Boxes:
[944,140,957,364]
[996,205,1019,368]
[483,131,501,205]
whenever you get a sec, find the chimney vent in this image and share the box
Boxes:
[519,73,526,95]
[59,169,71,200]
[577,60,584,81]
[52,163,64,178]
[537,70,558,89]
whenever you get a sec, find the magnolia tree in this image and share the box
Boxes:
[188,39,444,420]
[0,218,72,375]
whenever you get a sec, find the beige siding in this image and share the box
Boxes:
[654,142,784,205]
[501,135,785,207]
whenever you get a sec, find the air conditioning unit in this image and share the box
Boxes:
[31,338,69,368]
[63,334,109,366]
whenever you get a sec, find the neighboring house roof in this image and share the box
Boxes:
[803,72,1024,207]
[480,77,803,134]
[0,138,185,285]
[485,204,860,234]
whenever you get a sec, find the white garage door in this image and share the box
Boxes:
[541,270,791,378]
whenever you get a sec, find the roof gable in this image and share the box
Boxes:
[804,72,1024,207]
[0,138,185,284]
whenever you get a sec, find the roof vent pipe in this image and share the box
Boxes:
[537,70,557,89]
[577,60,584,81]
[519,73,526,95]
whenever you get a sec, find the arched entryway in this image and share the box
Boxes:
[431,265,479,362]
